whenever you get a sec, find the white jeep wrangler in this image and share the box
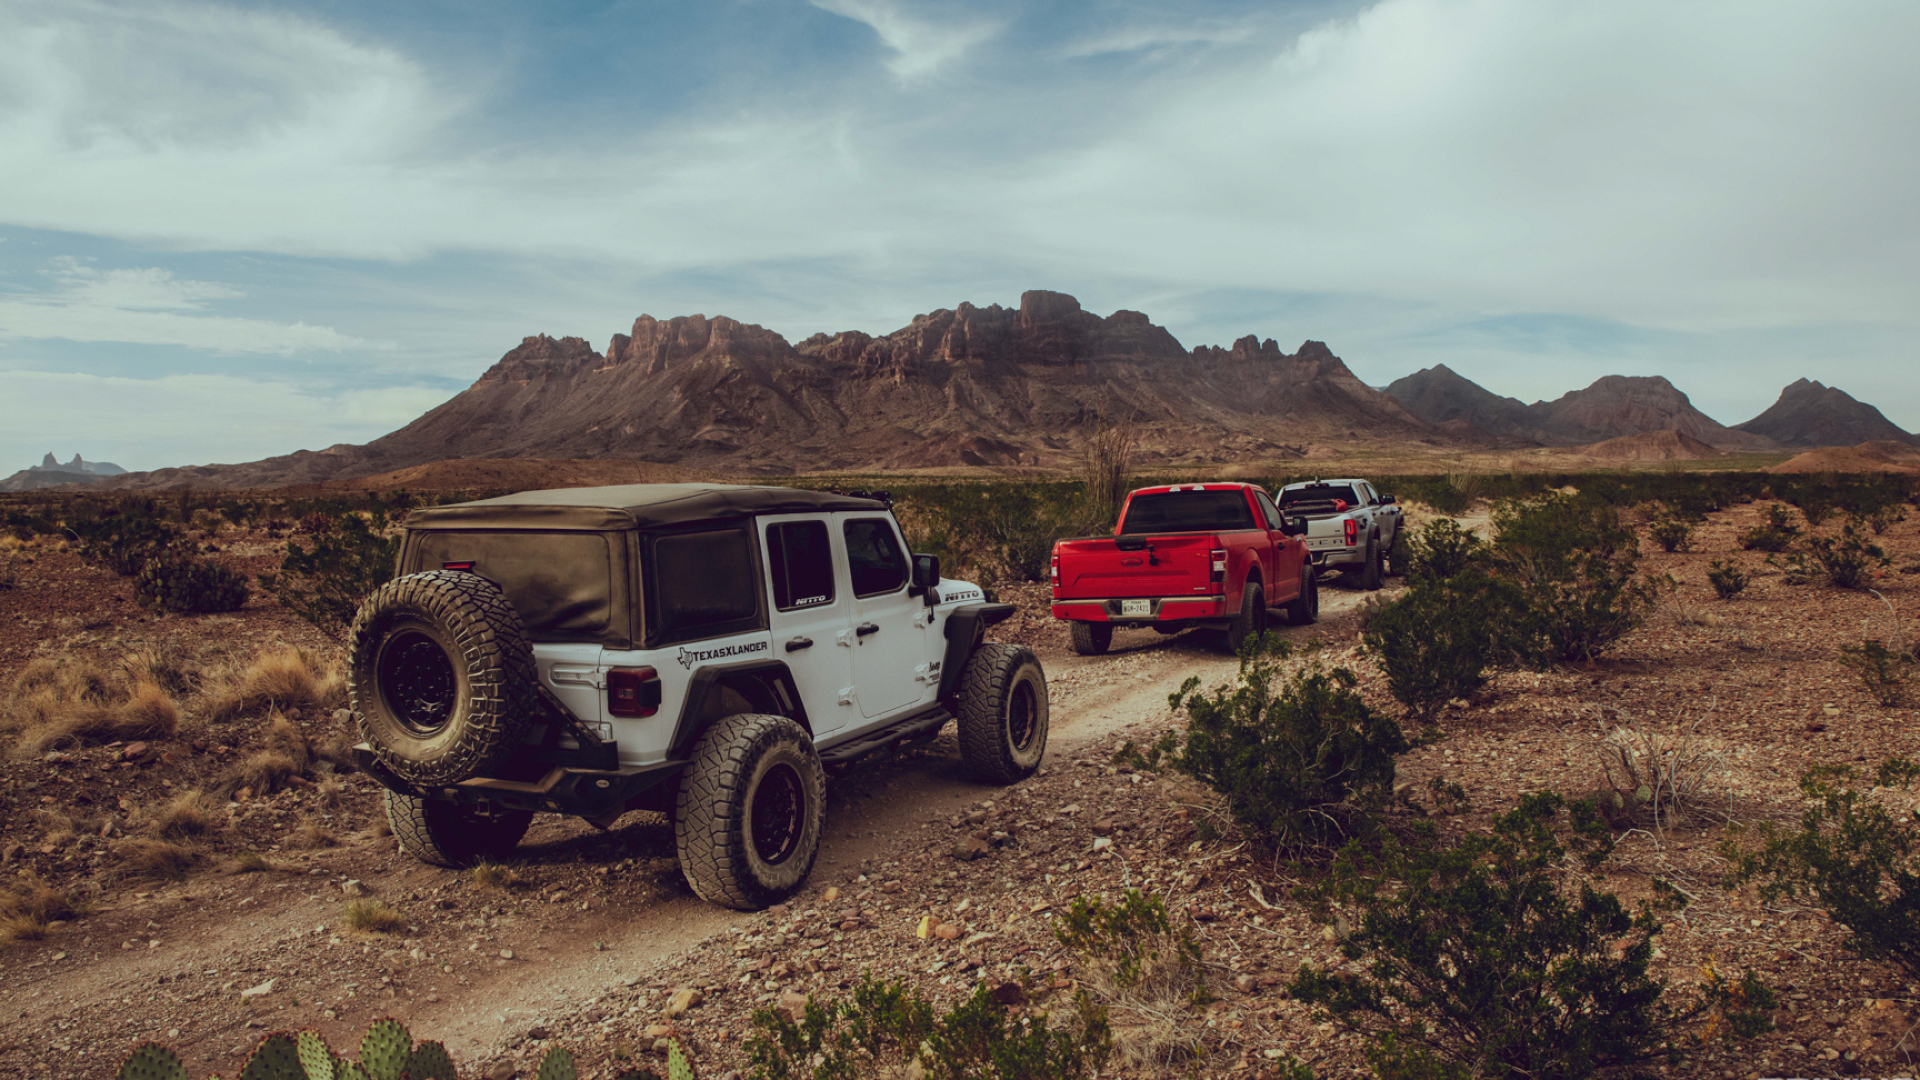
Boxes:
[346,484,1046,910]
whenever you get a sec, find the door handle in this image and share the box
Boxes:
[785,636,813,652]
[856,622,879,637]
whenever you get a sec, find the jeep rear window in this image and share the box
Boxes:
[411,531,612,636]
[1279,484,1360,511]
[1118,491,1256,534]
[766,520,835,610]
[650,528,762,642]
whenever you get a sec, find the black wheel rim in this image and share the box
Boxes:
[1008,678,1038,752]
[377,628,457,737]
[751,763,806,866]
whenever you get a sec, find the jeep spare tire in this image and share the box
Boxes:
[348,570,540,787]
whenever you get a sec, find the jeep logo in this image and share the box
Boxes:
[675,640,770,669]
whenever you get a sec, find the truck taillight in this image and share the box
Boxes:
[607,667,661,718]
[1050,553,1060,589]
[1344,519,1358,546]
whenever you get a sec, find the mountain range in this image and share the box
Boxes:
[0,453,129,493]
[37,291,1919,489]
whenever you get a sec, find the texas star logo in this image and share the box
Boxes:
[675,640,769,669]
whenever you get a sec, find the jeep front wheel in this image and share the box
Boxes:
[675,714,826,910]
[957,643,1049,784]
[384,789,533,868]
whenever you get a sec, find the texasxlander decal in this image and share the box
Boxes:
[675,640,769,669]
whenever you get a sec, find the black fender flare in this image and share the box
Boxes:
[667,658,811,759]
[937,602,1016,703]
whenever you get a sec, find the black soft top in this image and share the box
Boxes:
[404,484,887,532]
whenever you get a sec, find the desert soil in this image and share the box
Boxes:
[2,500,1919,1080]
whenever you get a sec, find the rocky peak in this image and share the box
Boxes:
[1734,378,1917,447]
[479,334,603,385]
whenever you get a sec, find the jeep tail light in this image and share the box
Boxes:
[1344,519,1358,546]
[442,561,475,572]
[607,667,661,718]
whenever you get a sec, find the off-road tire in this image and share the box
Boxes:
[383,789,533,868]
[349,570,540,787]
[1284,566,1319,625]
[1384,537,1404,578]
[1069,620,1113,656]
[1225,582,1266,651]
[957,643,1049,784]
[1359,541,1384,591]
[674,714,826,910]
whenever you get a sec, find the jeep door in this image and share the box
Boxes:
[759,515,859,740]
[838,513,935,719]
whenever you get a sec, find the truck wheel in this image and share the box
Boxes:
[349,571,540,787]
[1069,620,1112,656]
[1384,538,1404,578]
[1225,582,1266,651]
[1284,566,1319,625]
[675,714,826,910]
[384,789,532,868]
[1359,541,1384,591]
[957,643,1049,784]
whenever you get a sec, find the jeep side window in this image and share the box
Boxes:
[767,520,836,610]
[651,527,762,641]
[1255,490,1285,530]
[843,518,908,597]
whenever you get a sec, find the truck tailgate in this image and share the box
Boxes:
[1054,535,1217,598]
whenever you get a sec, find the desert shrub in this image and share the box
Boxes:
[746,972,1110,1080]
[113,838,198,881]
[203,645,344,724]
[1081,423,1137,532]
[1646,510,1693,553]
[0,553,16,591]
[1838,640,1914,707]
[0,874,85,944]
[1402,518,1490,582]
[343,898,406,933]
[1055,890,1215,1074]
[1295,793,1773,1080]
[1491,493,1658,664]
[1365,574,1519,721]
[1779,521,1888,590]
[1705,559,1748,600]
[69,504,183,576]
[1725,759,1920,981]
[1593,713,1724,831]
[1164,656,1407,847]
[1866,503,1909,535]
[133,556,249,614]
[260,511,401,634]
[151,791,216,839]
[1738,504,1799,552]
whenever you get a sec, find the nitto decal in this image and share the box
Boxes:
[675,640,770,669]
[943,590,983,603]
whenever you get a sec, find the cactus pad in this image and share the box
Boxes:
[117,1043,190,1080]
[295,1030,335,1080]
[358,1018,413,1080]
[335,1062,372,1080]
[667,1040,694,1080]
[239,1033,304,1080]
[407,1041,459,1080]
[535,1046,578,1080]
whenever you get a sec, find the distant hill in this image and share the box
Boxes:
[1766,440,1920,474]
[0,452,130,492]
[1382,365,1538,442]
[1576,430,1724,462]
[1384,368,1775,451]
[1734,379,1919,448]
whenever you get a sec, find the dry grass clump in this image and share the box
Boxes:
[3,654,181,754]
[0,875,85,944]
[217,750,299,798]
[222,851,277,875]
[342,898,407,935]
[122,646,200,698]
[1056,891,1213,1076]
[113,838,198,882]
[469,861,528,891]
[203,645,344,725]
[150,790,216,839]
[289,820,340,849]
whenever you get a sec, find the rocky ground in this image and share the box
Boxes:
[1,498,1919,1079]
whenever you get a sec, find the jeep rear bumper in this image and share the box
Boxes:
[354,743,686,817]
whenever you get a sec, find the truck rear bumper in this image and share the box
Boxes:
[1051,597,1229,622]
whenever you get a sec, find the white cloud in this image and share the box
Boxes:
[808,0,1003,80]
[0,370,449,471]
[0,256,367,353]
[1059,18,1260,58]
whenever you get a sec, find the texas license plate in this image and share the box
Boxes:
[1120,599,1151,616]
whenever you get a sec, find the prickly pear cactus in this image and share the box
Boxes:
[358,1019,413,1080]
[117,1043,190,1080]
[240,1033,304,1080]
[290,1030,333,1080]
[407,1041,459,1080]
[335,1062,372,1080]
[667,1039,694,1080]
[535,1046,578,1080]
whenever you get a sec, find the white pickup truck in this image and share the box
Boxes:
[1274,479,1404,590]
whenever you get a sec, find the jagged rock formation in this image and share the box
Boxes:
[1385,368,1775,451]
[106,291,1434,487]
[0,452,130,492]
[1734,379,1919,448]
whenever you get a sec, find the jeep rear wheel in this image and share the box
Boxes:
[384,789,532,868]
[957,643,1049,784]
[349,571,539,787]
[1069,620,1112,656]
[675,714,826,910]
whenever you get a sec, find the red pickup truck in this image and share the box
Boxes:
[1049,483,1317,655]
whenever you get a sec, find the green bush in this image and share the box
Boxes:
[1401,518,1490,582]
[1726,759,1920,981]
[1838,640,1914,706]
[1646,510,1693,554]
[261,511,401,634]
[133,557,250,614]
[1704,559,1749,600]
[1165,656,1407,847]
[1364,572,1523,721]
[746,972,1109,1080]
[1294,793,1773,1080]
[1783,520,1889,590]
[1055,889,1207,1004]
[1738,504,1799,552]
[70,507,183,576]
[1491,494,1658,664]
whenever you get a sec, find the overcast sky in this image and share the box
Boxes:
[2,0,1915,471]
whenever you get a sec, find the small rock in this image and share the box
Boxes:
[823,886,840,902]
[769,960,795,979]
[665,987,704,1018]
[1233,974,1258,993]
[775,990,809,1023]
[123,741,150,762]
[933,923,962,941]
[1092,838,1113,853]
[341,880,368,898]
[240,978,276,1000]
[916,916,934,939]
[951,838,991,862]
[642,1024,674,1040]
[1090,818,1115,837]
[487,1061,515,1080]
[526,1026,550,1041]
[499,949,514,960]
